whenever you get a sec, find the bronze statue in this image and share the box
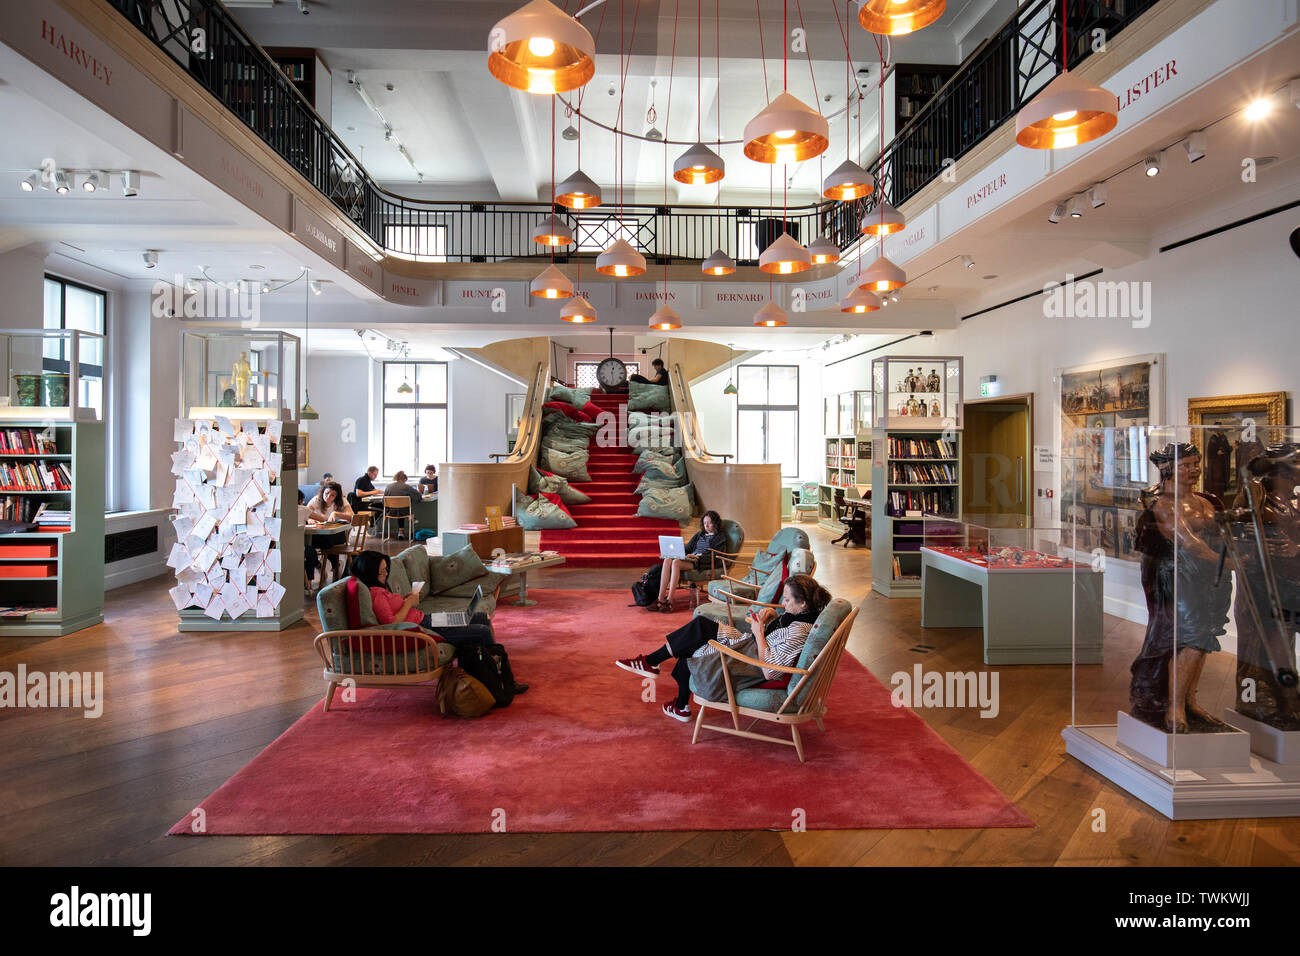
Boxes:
[1220,444,1300,729]
[1130,443,1234,733]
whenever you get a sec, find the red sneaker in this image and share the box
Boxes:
[662,702,691,722]
[615,654,659,676]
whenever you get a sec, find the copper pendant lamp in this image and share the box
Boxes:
[487,0,596,95]
[857,0,946,37]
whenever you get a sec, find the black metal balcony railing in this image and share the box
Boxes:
[108,0,1158,264]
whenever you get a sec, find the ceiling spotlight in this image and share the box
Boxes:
[310,280,323,295]
[1182,130,1207,163]
[19,172,39,192]
[1067,195,1085,218]
[961,255,974,269]
[53,170,70,194]
[1244,96,1272,121]
[121,170,139,196]
[1086,183,1107,208]
[260,281,271,293]
[82,170,104,193]
[1048,202,1065,223]
[1143,155,1161,177]
[142,250,159,269]
[889,294,899,303]
[928,285,939,293]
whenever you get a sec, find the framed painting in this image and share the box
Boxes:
[1187,391,1288,501]
[299,432,310,470]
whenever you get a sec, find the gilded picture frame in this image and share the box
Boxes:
[1186,391,1288,500]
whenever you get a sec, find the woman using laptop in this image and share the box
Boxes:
[650,510,727,613]
[348,550,527,694]
[616,573,831,722]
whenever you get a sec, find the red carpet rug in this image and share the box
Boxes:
[170,590,1032,835]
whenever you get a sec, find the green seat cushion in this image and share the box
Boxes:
[636,485,693,521]
[529,466,592,505]
[627,381,671,412]
[328,641,455,675]
[514,487,577,530]
[543,415,599,439]
[734,687,789,711]
[707,578,758,602]
[540,447,591,482]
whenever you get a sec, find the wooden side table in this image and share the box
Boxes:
[441,526,525,560]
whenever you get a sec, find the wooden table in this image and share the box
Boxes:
[441,526,525,560]
[412,494,437,534]
[302,521,351,593]
[486,554,567,607]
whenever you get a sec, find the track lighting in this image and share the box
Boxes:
[53,170,70,194]
[142,250,158,269]
[1087,183,1107,208]
[1182,130,1207,163]
[1067,195,1084,218]
[121,170,139,196]
[1048,202,1065,223]
[1244,96,1272,121]
[1143,154,1161,177]
[260,281,271,293]
[961,255,974,269]
[19,172,38,192]
[82,170,104,193]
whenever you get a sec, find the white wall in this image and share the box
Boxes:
[449,357,518,464]
[302,354,373,486]
[820,211,1300,619]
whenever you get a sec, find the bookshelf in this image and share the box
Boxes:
[0,422,104,636]
[893,63,957,198]
[821,389,871,531]
[871,429,963,598]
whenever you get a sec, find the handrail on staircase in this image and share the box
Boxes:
[668,363,731,465]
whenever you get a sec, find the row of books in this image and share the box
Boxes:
[888,437,956,459]
[0,496,63,524]
[888,462,957,484]
[454,517,519,532]
[34,506,72,527]
[890,557,921,581]
[0,429,58,454]
[886,488,954,516]
[828,441,854,456]
[0,461,71,491]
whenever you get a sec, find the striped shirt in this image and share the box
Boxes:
[759,620,813,680]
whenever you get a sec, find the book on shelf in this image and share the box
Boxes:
[0,460,70,491]
[888,461,957,484]
[0,428,58,454]
[887,488,954,516]
[888,436,957,459]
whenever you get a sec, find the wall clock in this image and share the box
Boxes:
[596,327,627,390]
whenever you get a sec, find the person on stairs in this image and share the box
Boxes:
[650,510,726,613]
[629,358,668,386]
[349,550,528,695]
[616,573,830,721]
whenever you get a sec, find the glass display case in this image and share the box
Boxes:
[1063,423,1300,819]
[871,355,962,429]
[0,329,104,421]
[921,515,1099,569]
[180,330,300,420]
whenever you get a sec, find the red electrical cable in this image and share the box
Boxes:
[794,0,818,107]
[755,0,769,103]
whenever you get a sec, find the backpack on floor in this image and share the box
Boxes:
[631,562,663,607]
[457,645,514,708]
[436,666,497,718]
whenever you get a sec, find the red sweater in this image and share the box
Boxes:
[368,586,427,628]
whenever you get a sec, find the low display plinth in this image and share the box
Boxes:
[1116,711,1251,770]
[1224,709,1300,765]
[178,604,304,632]
[1063,724,1300,819]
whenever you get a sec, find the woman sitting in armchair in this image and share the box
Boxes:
[649,509,728,613]
[617,573,830,721]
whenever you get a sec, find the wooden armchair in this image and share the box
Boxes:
[691,600,858,762]
[676,518,744,607]
[313,629,453,712]
[697,546,816,628]
[704,527,811,605]
[320,512,370,580]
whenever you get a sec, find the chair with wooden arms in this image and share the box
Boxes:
[704,526,811,605]
[694,546,816,628]
[380,496,414,540]
[792,481,820,522]
[676,519,744,608]
[320,512,370,581]
[690,599,858,762]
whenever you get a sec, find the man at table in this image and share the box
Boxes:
[382,471,422,540]
[418,464,438,495]
[349,465,381,514]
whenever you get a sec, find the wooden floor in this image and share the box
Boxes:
[1,526,1297,866]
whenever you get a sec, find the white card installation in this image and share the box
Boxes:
[203,595,226,621]
[173,419,194,442]
[264,421,283,442]
[168,585,193,610]
[265,581,287,606]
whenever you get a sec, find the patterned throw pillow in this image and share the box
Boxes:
[642,457,687,482]
[529,466,592,505]
[430,544,489,595]
[542,401,594,423]
[636,472,689,495]
[540,447,592,482]
[636,485,694,521]
[513,487,577,530]
[627,381,671,412]
[547,385,575,405]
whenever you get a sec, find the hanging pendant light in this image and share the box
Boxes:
[858,0,946,36]
[861,201,905,236]
[531,214,575,245]
[396,379,414,395]
[822,159,874,200]
[753,301,788,327]
[840,287,882,313]
[859,255,906,292]
[723,342,738,396]
[807,235,841,265]
[487,0,596,95]
[530,264,574,298]
[596,238,647,277]
[648,304,682,331]
[673,142,725,185]
[702,249,737,276]
[744,92,829,164]
[759,232,812,275]
[300,272,320,420]
[1015,71,1118,150]
[556,169,602,208]
[560,295,597,323]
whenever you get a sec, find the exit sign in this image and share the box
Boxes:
[980,382,992,396]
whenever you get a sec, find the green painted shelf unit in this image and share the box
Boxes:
[0,421,105,636]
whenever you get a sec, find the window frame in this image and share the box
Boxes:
[381,360,448,476]
[735,364,800,479]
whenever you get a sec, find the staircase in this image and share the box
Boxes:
[538,389,678,568]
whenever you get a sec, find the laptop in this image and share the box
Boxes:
[658,535,687,559]
[424,584,484,628]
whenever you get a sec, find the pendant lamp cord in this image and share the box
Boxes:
[755,0,769,104]
[794,0,819,105]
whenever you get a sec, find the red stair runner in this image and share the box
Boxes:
[539,390,675,568]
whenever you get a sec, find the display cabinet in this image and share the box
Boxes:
[871,355,962,430]
[0,330,104,422]
[1063,423,1300,819]
[180,330,300,421]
